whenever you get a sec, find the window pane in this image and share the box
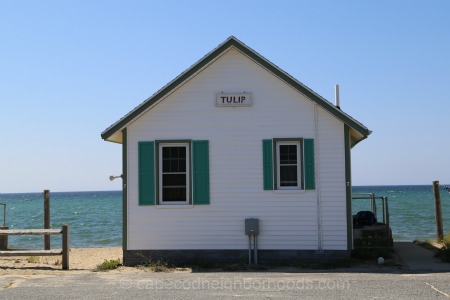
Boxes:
[162,147,173,172]
[163,159,171,172]
[160,145,188,202]
[179,159,186,172]
[163,147,171,159]
[163,174,186,186]
[162,146,187,172]
[179,146,186,157]
[163,187,186,201]
[277,142,300,189]
[172,147,179,159]
[279,145,297,164]
[280,165,298,186]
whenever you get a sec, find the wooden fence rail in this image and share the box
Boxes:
[0,224,69,270]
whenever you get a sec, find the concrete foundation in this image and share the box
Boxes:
[123,249,350,266]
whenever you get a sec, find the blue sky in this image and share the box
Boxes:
[1,0,449,193]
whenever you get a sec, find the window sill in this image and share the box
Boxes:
[155,204,194,208]
[272,189,307,194]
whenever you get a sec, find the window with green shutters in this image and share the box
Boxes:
[138,140,210,205]
[263,138,315,191]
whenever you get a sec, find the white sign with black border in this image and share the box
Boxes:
[216,93,252,107]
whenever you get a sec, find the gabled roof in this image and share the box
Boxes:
[101,36,371,145]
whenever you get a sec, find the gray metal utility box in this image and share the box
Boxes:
[245,218,259,235]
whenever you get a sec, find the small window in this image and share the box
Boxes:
[263,138,315,191]
[276,141,302,190]
[158,143,190,204]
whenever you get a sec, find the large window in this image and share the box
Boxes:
[158,143,190,204]
[276,141,301,189]
[138,140,209,206]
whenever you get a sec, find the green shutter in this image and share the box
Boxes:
[138,141,155,205]
[193,140,210,205]
[263,139,274,190]
[304,139,315,190]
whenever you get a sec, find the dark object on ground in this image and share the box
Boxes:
[353,211,377,226]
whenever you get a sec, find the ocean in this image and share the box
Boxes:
[353,185,450,242]
[0,191,121,249]
[0,185,449,249]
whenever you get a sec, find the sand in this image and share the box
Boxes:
[0,248,130,275]
[0,247,407,276]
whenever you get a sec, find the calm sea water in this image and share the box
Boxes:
[0,185,449,249]
[0,191,121,249]
[353,185,450,241]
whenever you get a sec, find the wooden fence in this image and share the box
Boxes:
[0,224,69,270]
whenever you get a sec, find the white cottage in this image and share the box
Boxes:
[101,36,371,265]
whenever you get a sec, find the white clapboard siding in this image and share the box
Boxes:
[317,107,347,250]
[126,48,347,251]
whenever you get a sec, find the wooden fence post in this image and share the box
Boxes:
[432,181,444,242]
[0,204,8,250]
[44,190,50,250]
[62,224,69,270]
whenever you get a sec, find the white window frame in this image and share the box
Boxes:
[276,141,302,190]
[158,142,190,205]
